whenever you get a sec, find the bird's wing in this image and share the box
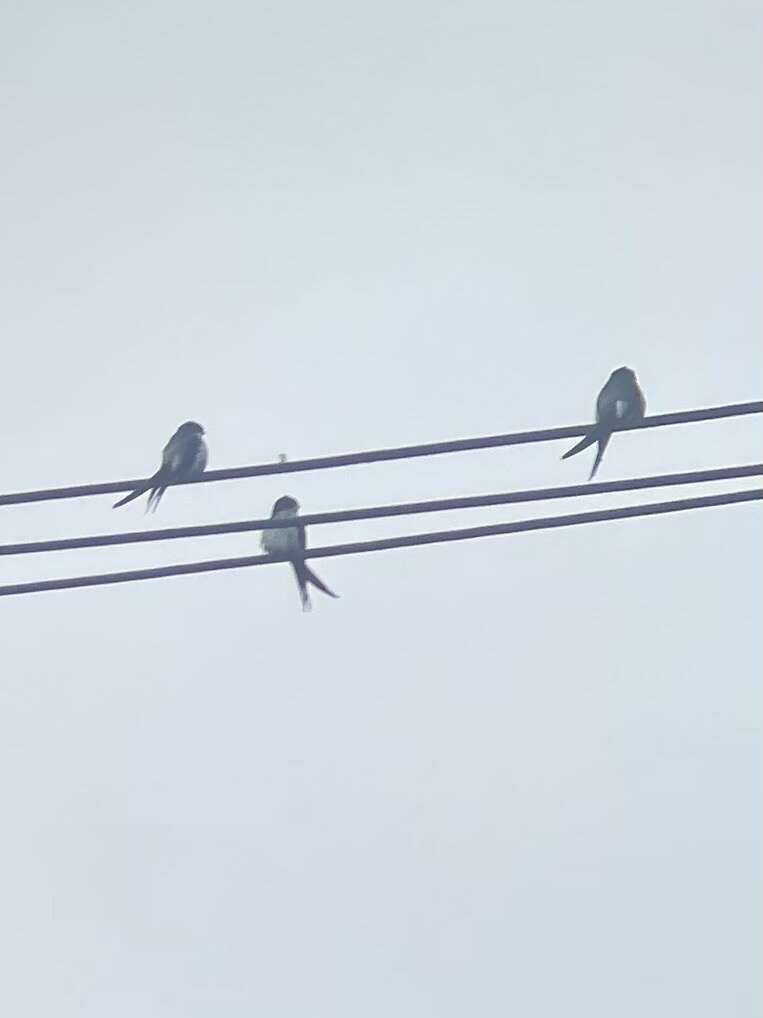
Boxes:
[193,441,208,473]
[162,435,205,478]
[596,382,620,424]
[634,385,646,419]
[160,433,178,470]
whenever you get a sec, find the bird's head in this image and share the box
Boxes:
[610,366,637,383]
[178,421,205,436]
[272,495,300,515]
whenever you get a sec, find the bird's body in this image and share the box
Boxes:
[562,367,645,479]
[261,505,301,558]
[113,421,208,511]
[261,496,338,611]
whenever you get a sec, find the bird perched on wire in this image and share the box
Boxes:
[562,367,646,479]
[261,495,339,612]
[113,421,208,511]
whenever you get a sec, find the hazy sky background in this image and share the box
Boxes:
[0,2,761,1015]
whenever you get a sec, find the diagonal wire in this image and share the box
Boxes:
[0,462,760,558]
[0,487,759,598]
[0,400,760,507]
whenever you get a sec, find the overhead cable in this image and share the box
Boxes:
[0,462,760,558]
[1,487,759,598]
[0,400,760,508]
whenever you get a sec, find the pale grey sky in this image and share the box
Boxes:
[0,2,761,1015]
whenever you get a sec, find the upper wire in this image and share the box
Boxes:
[0,400,760,507]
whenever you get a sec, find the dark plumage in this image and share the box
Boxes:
[562,367,646,479]
[261,495,339,611]
[113,421,208,511]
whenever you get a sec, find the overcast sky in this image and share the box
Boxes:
[0,2,760,1015]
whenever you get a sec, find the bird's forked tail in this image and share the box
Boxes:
[113,470,165,509]
[588,432,612,480]
[561,426,600,461]
[291,560,339,612]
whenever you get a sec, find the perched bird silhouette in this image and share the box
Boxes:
[113,421,208,511]
[261,495,339,612]
[562,367,646,479]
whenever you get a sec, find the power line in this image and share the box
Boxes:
[1,487,759,598]
[1,400,760,508]
[0,462,760,558]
